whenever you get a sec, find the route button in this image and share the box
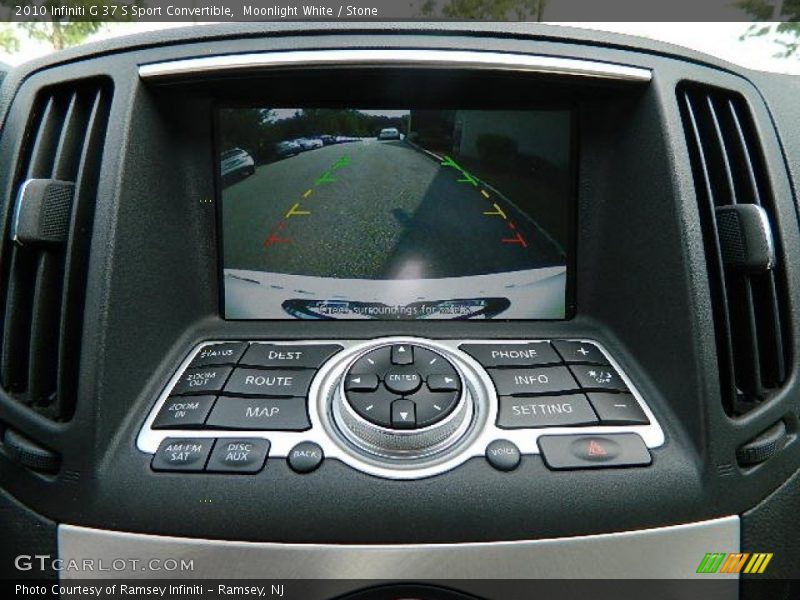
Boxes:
[223,368,314,397]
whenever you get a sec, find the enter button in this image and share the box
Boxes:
[497,394,598,429]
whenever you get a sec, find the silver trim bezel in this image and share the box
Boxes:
[138,49,652,82]
[137,337,665,479]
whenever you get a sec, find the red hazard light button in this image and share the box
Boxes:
[537,433,651,470]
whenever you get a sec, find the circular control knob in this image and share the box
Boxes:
[333,344,472,459]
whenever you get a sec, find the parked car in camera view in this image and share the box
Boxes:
[220,147,255,185]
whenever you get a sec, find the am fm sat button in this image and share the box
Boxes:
[151,438,214,472]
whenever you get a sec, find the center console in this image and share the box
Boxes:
[139,337,662,479]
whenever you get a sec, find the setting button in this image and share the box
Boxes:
[414,390,459,426]
[153,396,216,429]
[206,398,310,430]
[486,439,521,471]
[223,368,314,397]
[241,344,342,369]
[538,433,652,470]
[171,366,232,396]
[392,399,416,429]
[188,343,247,368]
[206,439,269,473]
[588,393,649,425]
[460,343,561,367]
[347,391,395,427]
[152,438,214,472]
[570,365,629,392]
[497,395,598,429]
[552,340,609,365]
[488,366,579,396]
[384,369,422,395]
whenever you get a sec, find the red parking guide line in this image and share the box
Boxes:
[502,232,528,248]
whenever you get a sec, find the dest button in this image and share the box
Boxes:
[241,344,342,369]
[206,438,270,473]
[151,438,214,472]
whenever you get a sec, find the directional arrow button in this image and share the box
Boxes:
[345,373,379,392]
[427,374,460,392]
[391,345,414,365]
[391,399,416,429]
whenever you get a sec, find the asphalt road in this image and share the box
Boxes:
[222,139,564,279]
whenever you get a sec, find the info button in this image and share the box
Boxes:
[488,367,579,396]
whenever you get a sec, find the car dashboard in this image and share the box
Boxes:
[0,22,799,597]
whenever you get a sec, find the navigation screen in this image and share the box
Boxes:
[218,107,573,320]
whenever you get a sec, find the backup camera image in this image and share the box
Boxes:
[218,107,572,319]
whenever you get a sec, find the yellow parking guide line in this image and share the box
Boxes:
[285,203,311,218]
[303,189,313,198]
[480,189,490,199]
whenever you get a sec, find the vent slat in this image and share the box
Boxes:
[26,252,63,410]
[0,249,36,393]
[678,83,789,416]
[0,78,112,421]
[27,96,65,179]
[56,87,110,417]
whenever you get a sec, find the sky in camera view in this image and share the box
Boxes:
[0,21,799,75]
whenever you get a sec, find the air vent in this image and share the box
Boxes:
[678,83,790,416]
[0,78,112,420]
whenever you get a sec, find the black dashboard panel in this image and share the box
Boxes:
[0,24,797,560]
